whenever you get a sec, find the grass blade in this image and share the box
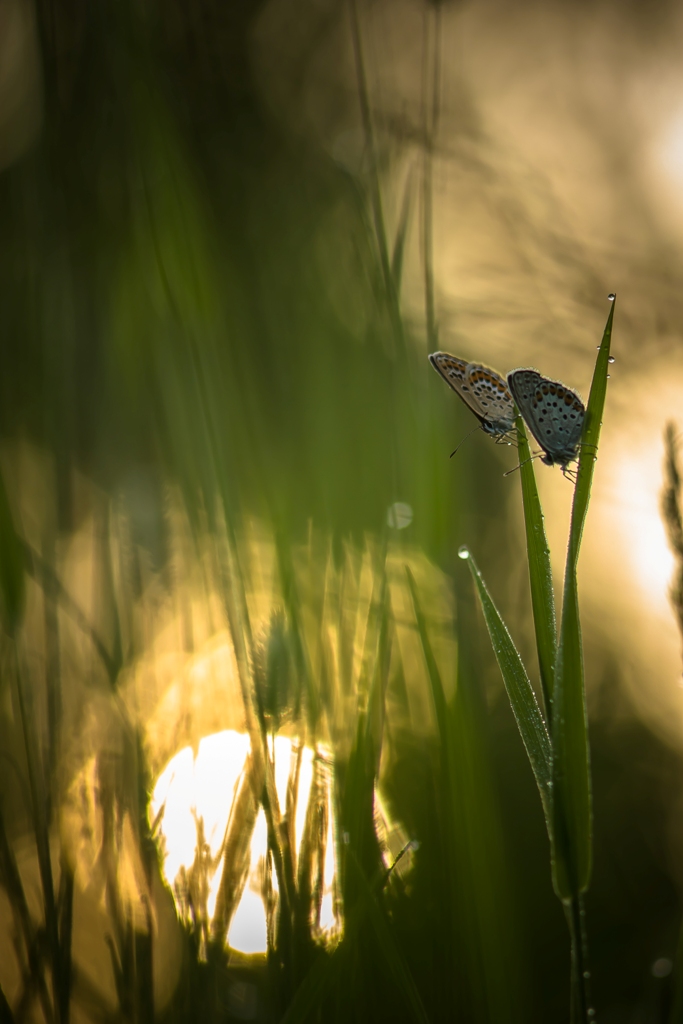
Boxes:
[428,559,551,824]
[391,166,414,296]
[404,567,450,754]
[515,416,556,718]
[568,299,616,568]
[408,563,528,1020]
[552,298,615,899]
[0,467,25,637]
[346,853,431,1024]
[279,945,341,1024]
[0,982,14,1024]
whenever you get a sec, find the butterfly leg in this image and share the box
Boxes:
[494,432,519,449]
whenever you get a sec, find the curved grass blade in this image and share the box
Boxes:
[459,555,551,825]
[515,415,556,720]
[552,298,615,900]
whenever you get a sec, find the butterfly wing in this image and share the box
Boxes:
[464,363,516,435]
[429,352,514,436]
[507,369,585,467]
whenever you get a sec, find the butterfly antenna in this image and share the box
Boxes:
[450,423,482,458]
[504,452,542,477]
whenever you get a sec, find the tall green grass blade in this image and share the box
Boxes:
[567,299,615,571]
[565,895,591,1024]
[11,648,61,1024]
[391,167,413,296]
[0,804,53,1023]
[0,982,13,1023]
[552,299,615,900]
[408,566,534,1020]
[279,945,340,1024]
[348,0,405,355]
[274,528,319,732]
[282,862,430,1024]
[346,853,431,1024]
[460,556,552,825]
[404,567,449,752]
[21,541,118,686]
[57,853,74,1024]
[515,416,556,718]
[0,469,25,637]
[668,910,683,1024]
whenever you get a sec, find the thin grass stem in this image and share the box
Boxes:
[348,0,405,355]
[565,894,591,1024]
[421,0,441,350]
[11,643,62,1024]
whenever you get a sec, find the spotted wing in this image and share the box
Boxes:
[429,352,515,436]
[507,368,585,466]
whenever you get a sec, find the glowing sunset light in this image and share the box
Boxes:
[150,731,339,954]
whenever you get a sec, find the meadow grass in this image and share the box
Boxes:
[0,3,679,1023]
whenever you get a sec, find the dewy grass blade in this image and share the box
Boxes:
[569,299,616,564]
[515,415,556,719]
[461,554,552,826]
[552,298,615,900]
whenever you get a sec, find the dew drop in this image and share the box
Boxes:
[596,345,600,350]
[458,545,470,560]
[608,356,615,363]
[606,374,611,379]
[608,293,615,301]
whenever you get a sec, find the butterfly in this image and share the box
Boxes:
[429,353,516,443]
[506,369,585,474]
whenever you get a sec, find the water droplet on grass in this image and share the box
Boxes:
[608,356,615,363]
[608,293,615,301]
[458,545,470,560]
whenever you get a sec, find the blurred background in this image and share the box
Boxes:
[1,0,683,1021]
